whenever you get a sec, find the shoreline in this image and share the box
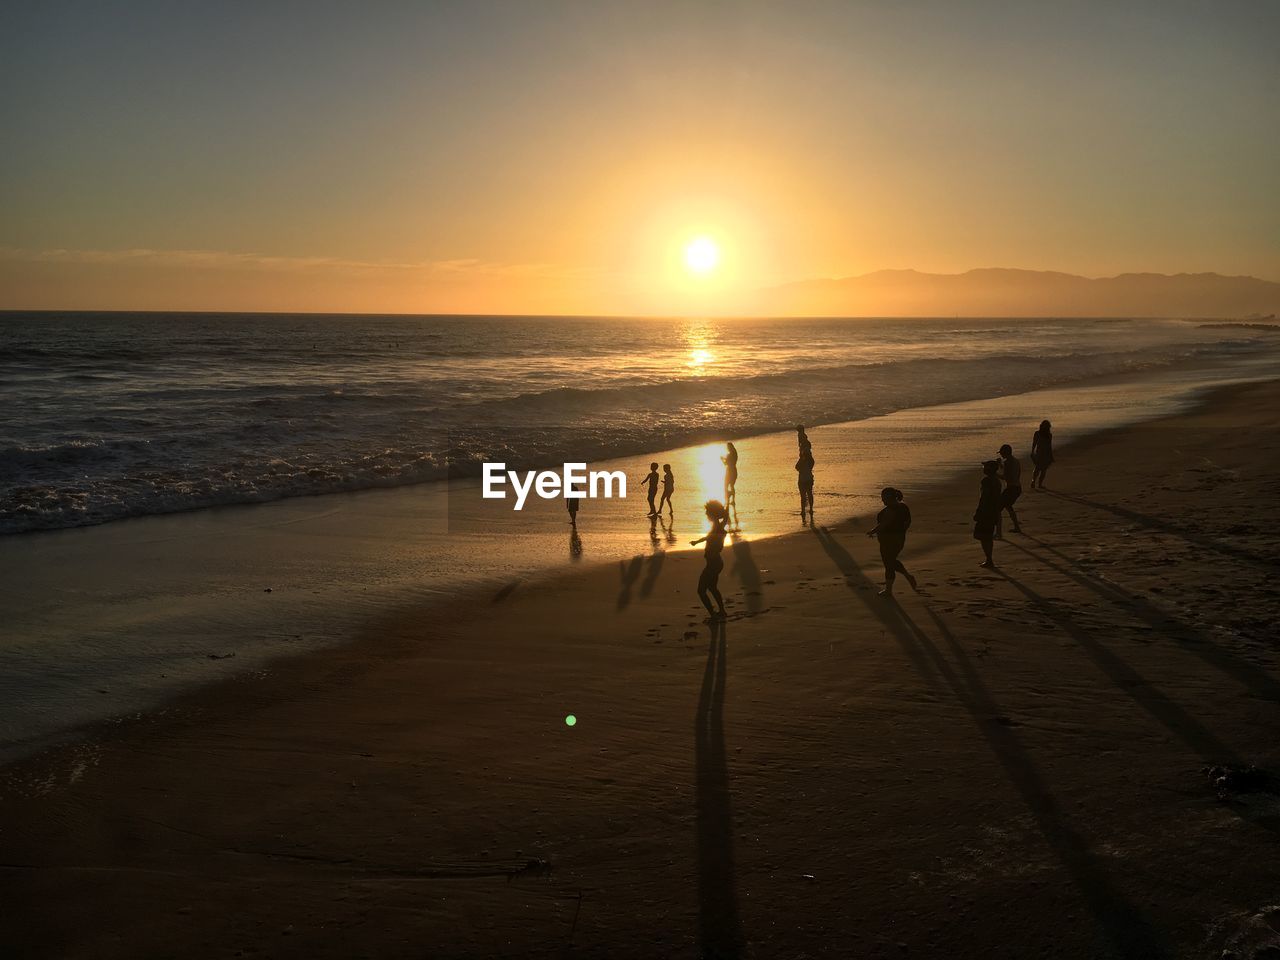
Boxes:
[3,378,1278,957]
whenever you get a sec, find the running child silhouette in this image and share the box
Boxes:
[690,500,730,620]
[866,486,918,597]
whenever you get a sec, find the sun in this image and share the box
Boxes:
[683,236,720,275]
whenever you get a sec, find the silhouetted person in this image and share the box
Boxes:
[637,461,660,516]
[1031,419,1054,489]
[795,425,815,520]
[721,443,738,512]
[973,460,1002,568]
[996,443,1023,537]
[690,499,730,620]
[566,491,579,526]
[658,463,675,516]
[866,486,918,597]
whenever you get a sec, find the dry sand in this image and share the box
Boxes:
[2,380,1279,959]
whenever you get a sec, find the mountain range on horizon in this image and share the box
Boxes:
[757,268,1280,319]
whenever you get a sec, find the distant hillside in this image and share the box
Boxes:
[758,268,1280,318]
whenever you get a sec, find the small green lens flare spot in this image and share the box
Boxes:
[565,714,577,727]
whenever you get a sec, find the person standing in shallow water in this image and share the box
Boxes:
[690,499,730,620]
[973,460,1003,568]
[637,461,660,516]
[866,486,918,597]
[795,425,815,521]
[657,463,675,516]
[721,443,739,513]
[996,443,1023,537]
[1031,419,1054,489]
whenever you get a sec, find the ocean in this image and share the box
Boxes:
[1,312,1275,535]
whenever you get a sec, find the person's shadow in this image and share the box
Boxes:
[695,619,743,958]
[1010,535,1280,703]
[640,545,665,600]
[809,523,1168,956]
[616,555,643,611]
[1044,490,1278,569]
[729,533,763,614]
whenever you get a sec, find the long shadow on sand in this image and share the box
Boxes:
[810,525,939,686]
[729,535,763,614]
[996,568,1277,836]
[695,620,744,958]
[1009,537,1280,704]
[997,568,1241,762]
[896,604,1171,959]
[1045,490,1279,570]
[639,550,666,599]
[810,525,1168,957]
[616,555,644,610]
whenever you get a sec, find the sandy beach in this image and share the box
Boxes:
[2,378,1277,959]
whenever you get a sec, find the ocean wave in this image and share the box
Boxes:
[2,316,1273,535]
[461,349,1177,419]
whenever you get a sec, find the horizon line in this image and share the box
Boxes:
[2,308,1275,322]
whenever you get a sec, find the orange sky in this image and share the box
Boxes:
[2,3,1277,315]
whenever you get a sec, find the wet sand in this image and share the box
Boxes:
[2,380,1279,959]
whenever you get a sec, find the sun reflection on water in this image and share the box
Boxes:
[688,347,714,368]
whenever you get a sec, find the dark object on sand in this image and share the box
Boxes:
[1204,763,1272,800]
[1212,902,1280,960]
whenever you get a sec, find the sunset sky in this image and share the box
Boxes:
[2,1,1277,315]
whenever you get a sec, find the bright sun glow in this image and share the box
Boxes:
[683,236,720,274]
[694,443,729,504]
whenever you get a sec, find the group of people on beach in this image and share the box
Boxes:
[865,418,1056,601]
[689,418,1057,619]
[569,418,1057,620]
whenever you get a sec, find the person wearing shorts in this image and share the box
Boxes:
[1031,419,1055,489]
[866,486,918,597]
[973,460,1002,568]
[690,500,730,620]
[997,443,1023,537]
